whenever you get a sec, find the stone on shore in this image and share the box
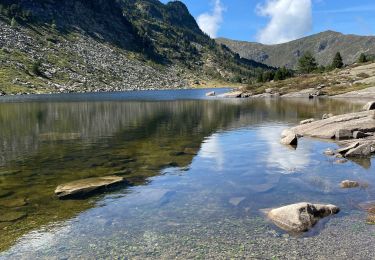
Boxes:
[267,202,339,232]
[340,180,360,188]
[55,176,125,199]
[363,101,375,111]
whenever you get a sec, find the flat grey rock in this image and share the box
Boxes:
[55,176,125,199]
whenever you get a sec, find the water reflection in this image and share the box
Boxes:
[0,92,372,257]
[258,125,312,173]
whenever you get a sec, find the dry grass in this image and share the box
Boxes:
[246,62,375,96]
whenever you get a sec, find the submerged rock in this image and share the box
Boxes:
[335,159,348,164]
[55,176,125,199]
[0,211,27,222]
[229,197,245,206]
[323,148,335,156]
[268,202,339,233]
[0,198,27,208]
[340,180,360,188]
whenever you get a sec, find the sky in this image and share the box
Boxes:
[160,0,375,44]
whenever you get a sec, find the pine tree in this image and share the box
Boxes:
[332,52,344,69]
[10,17,17,27]
[358,53,367,63]
[298,51,318,74]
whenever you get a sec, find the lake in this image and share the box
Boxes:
[0,89,374,259]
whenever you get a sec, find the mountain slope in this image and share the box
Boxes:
[0,0,271,95]
[217,31,375,69]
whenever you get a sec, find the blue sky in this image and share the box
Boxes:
[160,0,375,44]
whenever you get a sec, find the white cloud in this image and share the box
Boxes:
[256,0,313,44]
[197,0,224,38]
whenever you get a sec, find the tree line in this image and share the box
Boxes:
[257,52,372,83]
[297,51,371,74]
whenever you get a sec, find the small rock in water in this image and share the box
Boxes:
[324,149,335,156]
[55,176,125,199]
[267,202,339,233]
[340,180,360,188]
[183,147,199,155]
[229,197,245,206]
[300,118,315,125]
[0,191,13,198]
[280,131,298,146]
[205,91,215,97]
[0,198,27,208]
[335,159,348,164]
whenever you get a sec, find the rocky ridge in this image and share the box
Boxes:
[217,31,375,68]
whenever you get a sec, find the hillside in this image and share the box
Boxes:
[217,31,375,69]
[0,0,271,95]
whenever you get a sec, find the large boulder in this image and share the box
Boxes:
[268,202,339,233]
[363,101,375,111]
[345,142,375,157]
[55,176,125,199]
[335,129,352,140]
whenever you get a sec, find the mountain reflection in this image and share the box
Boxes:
[0,95,363,251]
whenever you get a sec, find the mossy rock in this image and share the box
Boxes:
[0,191,13,198]
[0,198,27,208]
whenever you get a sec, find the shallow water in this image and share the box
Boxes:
[0,89,375,259]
